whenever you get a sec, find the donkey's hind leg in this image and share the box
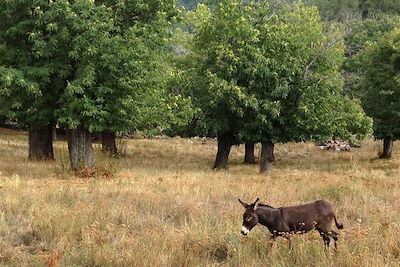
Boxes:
[328,230,339,250]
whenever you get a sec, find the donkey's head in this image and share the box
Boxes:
[238,198,260,235]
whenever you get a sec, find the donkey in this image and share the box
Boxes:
[239,198,343,249]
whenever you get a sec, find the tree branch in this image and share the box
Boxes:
[303,35,343,80]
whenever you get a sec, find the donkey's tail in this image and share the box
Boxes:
[334,216,344,229]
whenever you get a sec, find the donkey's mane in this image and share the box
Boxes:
[258,203,274,209]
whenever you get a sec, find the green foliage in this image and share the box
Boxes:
[343,16,400,96]
[188,0,261,137]
[358,0,400,17]
[55,0,182,133]
[0,0,188,135]
[0,0,375,143]
[305,0,400,20]
[345,16,400,57]
[0,0,59,127]
[304,0,359,20]
[245,3,371,142]
[179,0,400,20]
[360,28,400,140]
[178,0,371,142]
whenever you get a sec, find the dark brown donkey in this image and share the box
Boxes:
[239,198,343,249]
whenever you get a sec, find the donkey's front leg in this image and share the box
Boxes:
[283,233,293,250]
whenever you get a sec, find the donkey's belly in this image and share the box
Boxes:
[288,222,316,233]
[268,226,313,236]
[267,220,318,236]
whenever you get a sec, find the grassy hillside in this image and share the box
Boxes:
[0,128,399,266]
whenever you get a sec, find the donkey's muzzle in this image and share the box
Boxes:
[241,226,249,235]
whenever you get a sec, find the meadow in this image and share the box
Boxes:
[0,128,399,266]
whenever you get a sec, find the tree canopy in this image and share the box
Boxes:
[359,28,400,158]
[175,0,371,172]
[0,0,188,168]
[2,0,396,172]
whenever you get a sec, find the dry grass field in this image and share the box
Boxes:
[0,127,399,266]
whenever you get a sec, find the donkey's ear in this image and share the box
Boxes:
[253,198,260,211]
[238,199,249,208]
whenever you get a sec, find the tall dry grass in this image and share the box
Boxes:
[0,128,399,266]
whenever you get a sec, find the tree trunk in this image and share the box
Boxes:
[101,131,117,156]
[52,124,57,141]
[67,128,95,171]
[379,137,393,159]
[28,124,54,161]
[260,141,275,175]
[244,141,256,164]
[213,132,235,169]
